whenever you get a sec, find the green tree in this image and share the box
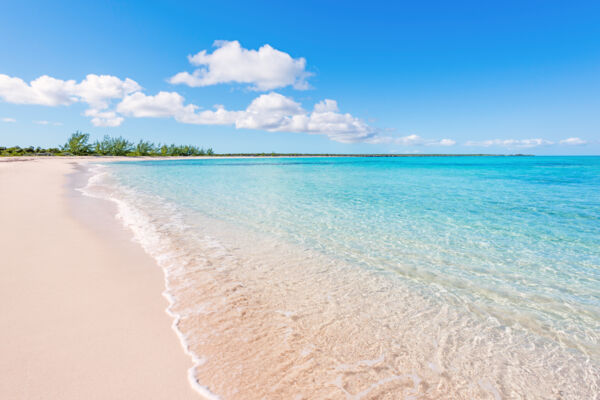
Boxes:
[62,131,91,155]
[93,135,112,155]
[107,137,133,156]
[1,133,213,157]
[133,140,155,156]
[159,144,169,156]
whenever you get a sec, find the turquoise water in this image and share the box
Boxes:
[90,156,600,398]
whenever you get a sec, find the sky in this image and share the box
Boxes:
[0,0,599,154]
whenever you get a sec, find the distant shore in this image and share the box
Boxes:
[0,153,533,160]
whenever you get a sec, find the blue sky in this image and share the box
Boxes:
[0,0,598,154]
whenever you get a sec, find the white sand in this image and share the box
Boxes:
[0,158,199,399]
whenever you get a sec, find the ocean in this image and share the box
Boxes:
[82,156,600,399]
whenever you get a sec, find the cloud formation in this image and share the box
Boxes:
[465,138,554,148]
[118,91,374,143]
[368,134,456,147]
[169,40,311,91]
[559,137,587,145]
[83,109,123,127]
[0,57,589,149]
[0,71,376,141]
[0,74,77,106]
[235,94,374,142]
[0,73,141,127]
[0,74,139,107]
[116,91,242,126]
[75,74,141,110]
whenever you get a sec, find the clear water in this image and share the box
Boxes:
[85,156,600,399]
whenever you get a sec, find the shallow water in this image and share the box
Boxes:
[83,156,600,399]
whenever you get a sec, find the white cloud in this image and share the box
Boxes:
[0,74,139,108]
[116,91,374,143]
[559,137,587,145]
[465,138,553,148]
[306,99,374,142]
[169,40,311,91]
[235,92,304,130]
[83,110,123,127]
[0,73,141,127]
[367,134,456,146]
[2,117,16,123]
[437,138,457,146]
[0,71,371,140]
[117,91,194,118]
[313,99,339,113]
[117,91,242,126]
[76,74,141,110]
[0,74,78,106]
[236,95,374,142]
[75,74,140,127]
[396,134,426,146]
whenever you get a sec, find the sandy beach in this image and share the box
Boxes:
[0,158,199,399]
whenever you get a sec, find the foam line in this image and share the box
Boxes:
[78,163,221,400]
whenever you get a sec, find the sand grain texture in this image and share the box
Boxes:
[0,158,199,399]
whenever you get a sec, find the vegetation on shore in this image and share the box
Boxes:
[1,132,214,157]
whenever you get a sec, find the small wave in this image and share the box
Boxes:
[78,163,221,400]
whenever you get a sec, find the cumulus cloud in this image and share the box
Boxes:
[83,110,123,127]
[117,91,194,118]
[235,95,374,142]
[0,74,139,108]
[395,134,424,146]
[0,73,141,127]
[0,74,78,106]
[367,134,456,146]
[116,90,241,125]
[0,70,372,141]
[116,91,374,143]
[2,117,16,123]
[465,138,553,148]
[76,74,141,110]
[559,137,587,145]
[169,40,312,91]
[437,138,457,146]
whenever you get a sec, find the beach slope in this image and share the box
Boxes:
[0,158,198,399]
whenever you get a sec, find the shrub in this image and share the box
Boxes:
[107,137,133,156]
[62,131,91,155]
[133,140,155,156]
[1,134,213,157]
[93,136,111,155]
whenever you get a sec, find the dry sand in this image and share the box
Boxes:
[0,158,200,399]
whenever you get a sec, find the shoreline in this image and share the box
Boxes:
[2,157,597,398]
[77,162,221,399]
[0,153,536,162]
[0,158,200,399]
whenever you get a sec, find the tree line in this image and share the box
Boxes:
[1,132,214,157]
